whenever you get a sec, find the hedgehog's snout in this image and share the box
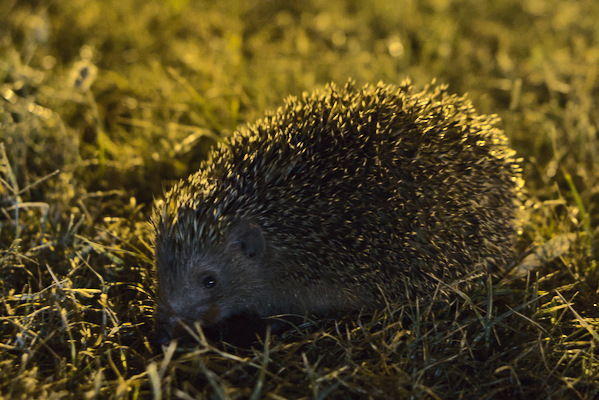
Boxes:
[153,314,197,346]
[153,303,223,347]
[152,308,176,347]
[153,320,175,347]
[200,304,222,325]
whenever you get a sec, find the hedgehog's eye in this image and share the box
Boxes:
[201,276,217,289]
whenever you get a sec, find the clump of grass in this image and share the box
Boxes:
[1,0,599,398]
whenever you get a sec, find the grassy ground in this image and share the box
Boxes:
[1,0,598,398]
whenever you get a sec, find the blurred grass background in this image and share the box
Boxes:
[1,0,598,398]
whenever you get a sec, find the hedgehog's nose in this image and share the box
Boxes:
[152,306,222,351]
[153,316,195,348]
[153,323,173,347]
[153,307,191,348]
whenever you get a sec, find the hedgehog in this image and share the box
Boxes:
[151,80,523,343]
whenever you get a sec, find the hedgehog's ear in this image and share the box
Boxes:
[229,220,265,261]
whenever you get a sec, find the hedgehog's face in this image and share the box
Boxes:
[153,219,269,345]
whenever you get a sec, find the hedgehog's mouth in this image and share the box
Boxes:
[152,304,218,346]
[201,304,221,324]
[152,308,271,349]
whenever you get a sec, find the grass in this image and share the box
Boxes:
[1,0,598,398]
